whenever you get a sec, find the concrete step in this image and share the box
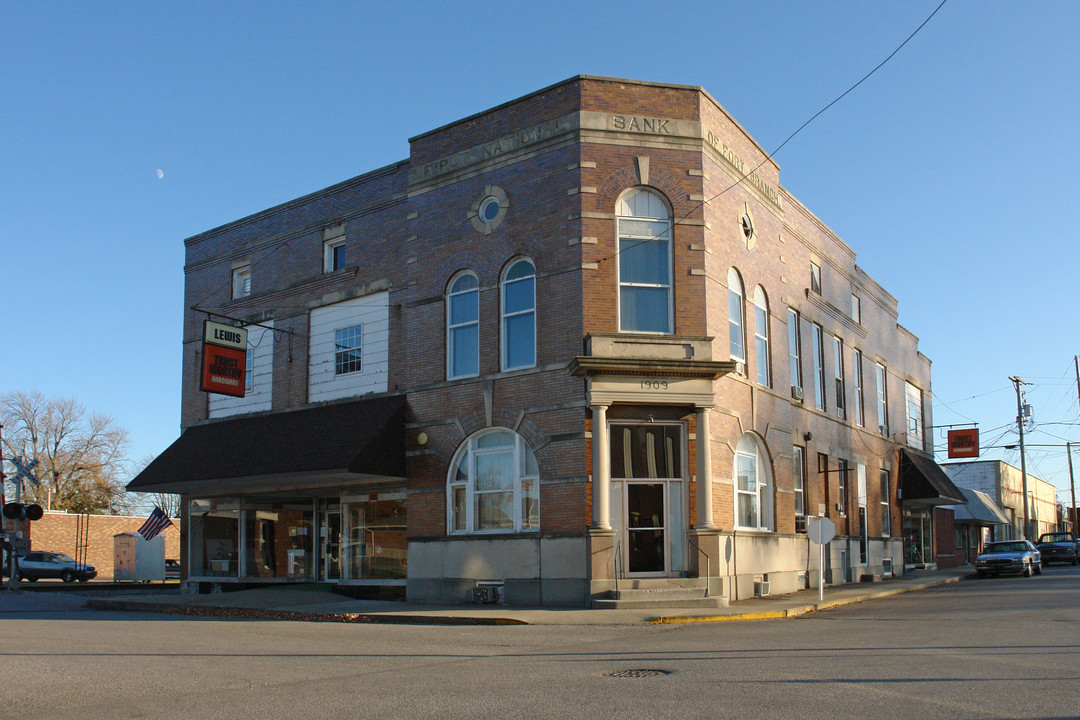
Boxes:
[591,579,728,609]
[591,595,728,610]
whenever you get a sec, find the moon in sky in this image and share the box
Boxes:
[156,169,164,179]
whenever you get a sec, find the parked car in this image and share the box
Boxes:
[164,559,181,579]
[975,540,1042,578]
[14,552,96,583]
[1035,532,1079,566]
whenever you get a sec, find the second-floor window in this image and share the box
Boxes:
[906,382,924,448]
[788,309,802,398]
[729,268,745,363]
[324,239,346,272]
[852,349,864,426]
[617,188,672,334]
[833,336,846,419]
[334,325,363,375]
[501,258,536,371]
[876,363,889,434]
[448,272,479,379]
[812,324,826,410]
[754,286,770,386]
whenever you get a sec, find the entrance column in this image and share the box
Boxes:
[591,403,612,530]
[696,405,716,529]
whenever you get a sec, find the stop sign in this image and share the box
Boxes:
[807,516,835,545]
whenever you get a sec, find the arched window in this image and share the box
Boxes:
[448,429,540,533]
[447,272,479,379]
[500,258,536,371]
[754,286,770,387]
[728,268,745,363]
[734,433,774,531]
[617,188,673,334]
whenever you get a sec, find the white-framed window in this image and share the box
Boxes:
[734,433,773,531]
[851,293,861,323]
[500,258,536,371]
[876,363,889,435]
[447,272,480,380]
[617,188,673,334]
[232,266,251,299]
[334,324,362,375]
[447,428,539,534]
[812,324,826,410]
[833,336,846,419]
[787,308,802,397]
[793,445,806,523]
[728,268,745,363]
[810,261,822,294]
[753,286,770,386]
[852,349,864,426]
[905,382,924,448]
[324,239,346,272]
[245,347,254,393]
[880,468,891,537]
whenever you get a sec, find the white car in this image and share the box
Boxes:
[12,551,97,582]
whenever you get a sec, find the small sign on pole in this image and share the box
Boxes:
[807,516,835,603]
[200,321,248,398]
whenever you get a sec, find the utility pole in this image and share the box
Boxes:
[1010,376,1031,540]
[1068,442,1077,534]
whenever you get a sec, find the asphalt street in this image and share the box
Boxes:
[1,567,1077,720]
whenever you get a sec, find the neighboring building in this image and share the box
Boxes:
[26,512,180,580]
[935,487,1011,568]
[943,460,1057,541]
[130,75,962,606]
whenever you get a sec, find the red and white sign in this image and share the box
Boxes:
[201,321,248,397]
[947,428,980,459]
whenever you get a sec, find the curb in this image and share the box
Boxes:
[84,598,528,625]
[649,575,960,624]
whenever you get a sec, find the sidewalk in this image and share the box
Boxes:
[80,567,971,626]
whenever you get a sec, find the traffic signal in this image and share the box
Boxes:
[2,503,43,521]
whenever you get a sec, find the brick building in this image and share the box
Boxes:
[130,76,963,606]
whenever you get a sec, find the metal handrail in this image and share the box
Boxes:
[687,535,710,598]
[613,539,623,595]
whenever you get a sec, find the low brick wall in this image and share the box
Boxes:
[27,512,180,581]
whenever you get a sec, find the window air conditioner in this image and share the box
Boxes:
[472,585,501,604]
[882,557,893,577]
[791,386,804,401]
[754,579,771,597]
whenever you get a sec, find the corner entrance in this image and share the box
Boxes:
[610,422,686,577]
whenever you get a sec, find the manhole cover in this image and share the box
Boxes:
[604,669,672,678]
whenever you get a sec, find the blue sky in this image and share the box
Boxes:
[3,1,1079,507]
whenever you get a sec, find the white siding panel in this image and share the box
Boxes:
[209,323,274,418]
[308,293,389,403]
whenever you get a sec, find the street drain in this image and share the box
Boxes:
[604,669,673,678]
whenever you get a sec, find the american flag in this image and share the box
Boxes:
[138,506,174,541]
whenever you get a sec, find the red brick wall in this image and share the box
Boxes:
[29,513,180,580]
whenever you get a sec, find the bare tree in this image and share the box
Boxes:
[128,454,182,517]
[1,391,132,514]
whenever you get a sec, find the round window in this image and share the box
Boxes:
[479,196,501,223]
[740,213,754,241]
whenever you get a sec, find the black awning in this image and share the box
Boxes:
[899,449,967,506]
[127,395,406,496]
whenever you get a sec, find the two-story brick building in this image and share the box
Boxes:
[129,75,964,606]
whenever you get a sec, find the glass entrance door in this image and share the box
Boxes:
[321,511,341,581]
[626,482,666,574]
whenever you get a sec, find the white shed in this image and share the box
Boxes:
[113,532,165,582]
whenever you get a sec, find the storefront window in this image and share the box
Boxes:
[342,493,407,579]
[189,499,240,577]
[241,502,313,579]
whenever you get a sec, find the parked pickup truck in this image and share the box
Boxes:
[1035,532,1079,566]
